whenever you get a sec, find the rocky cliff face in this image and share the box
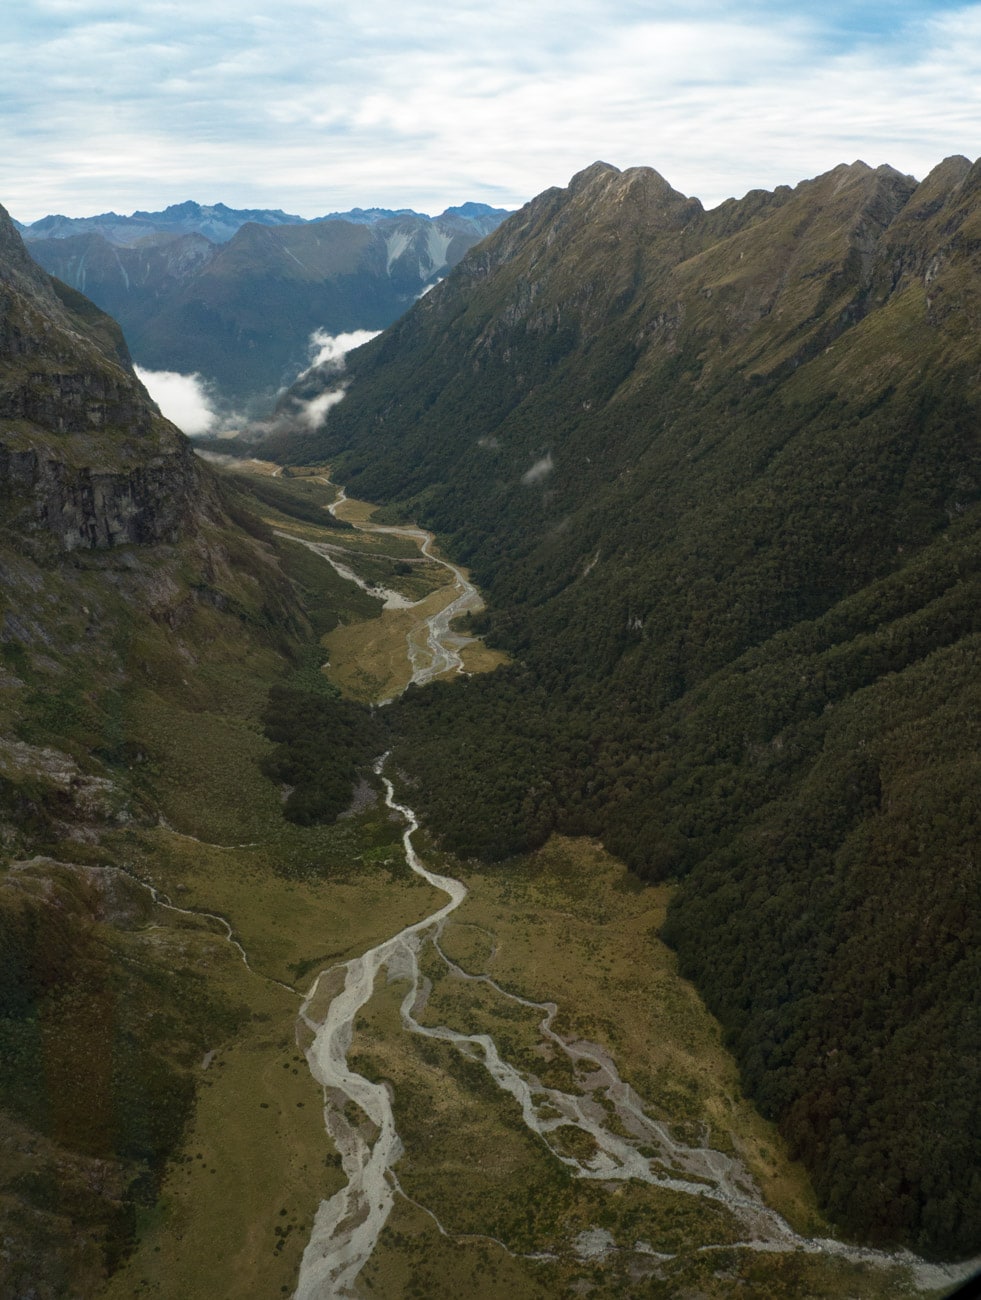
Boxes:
[0,202,210,552]
[0,442,198,550]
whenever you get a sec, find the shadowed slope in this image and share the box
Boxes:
[264,158,981,1258]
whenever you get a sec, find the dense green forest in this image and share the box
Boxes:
[261,681,383,825]
[266,158,981,1257]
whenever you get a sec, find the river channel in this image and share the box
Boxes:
[288,486,975,1298]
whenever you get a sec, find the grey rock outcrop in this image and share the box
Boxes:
[0,439,198,549]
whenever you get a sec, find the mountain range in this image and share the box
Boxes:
[2,147,979,1286]
[264,157,981,1260]
[14,199,510,246]
[15,201,307,246]
[22,200,511,410]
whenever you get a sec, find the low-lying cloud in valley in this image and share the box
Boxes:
[299,329,381,379]
[134,366,220,437]
[288,328,382,429]
[298,388,347,429]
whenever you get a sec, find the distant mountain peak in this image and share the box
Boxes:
[19,202,306,246]
[317,206,428,224]
[439,201,512,220]
[314,204,512,228]
[134,200,205,218]
[18,197,513,246]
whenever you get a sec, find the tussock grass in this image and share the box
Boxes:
[454,837,824,1234]
[101,971,330,1300]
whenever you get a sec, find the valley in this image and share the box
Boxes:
[322,483,508,698]
[276,156,981,1271]
[98,467,967,1299]
[2,154,978,1299]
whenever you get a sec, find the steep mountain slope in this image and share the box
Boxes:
[0,202,383,1295]
[18,231,218,355]
[0,205,206,550]
[26,206,511,409]
[268,160,981,1258]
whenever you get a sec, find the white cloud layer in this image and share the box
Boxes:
[134,366,218,437]
[3,3,981,220]
[299,388,347,430]
[287,328,382,429]
[301,329,382,377]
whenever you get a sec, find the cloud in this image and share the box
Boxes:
[522,453,554,485]
[282,328,383,429]
[300,329,381,378]
[3,3,980,221]
[134,365,219,437]
[297,387,347,429]
[279,327,380,427]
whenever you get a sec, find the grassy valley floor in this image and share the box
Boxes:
[98,809,445,1300]
[343,830,940,1300]
[317,479,508,702]
[92,816,950,1299]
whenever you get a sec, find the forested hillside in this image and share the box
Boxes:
[266,159,981,1258]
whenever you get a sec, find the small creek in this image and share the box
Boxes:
[326,485,485,691]
[277,481,482,696]
[290,485,975,1298]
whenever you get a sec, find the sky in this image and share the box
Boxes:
[3,1,980,222]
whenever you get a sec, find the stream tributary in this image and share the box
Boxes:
[276,482,483,699]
